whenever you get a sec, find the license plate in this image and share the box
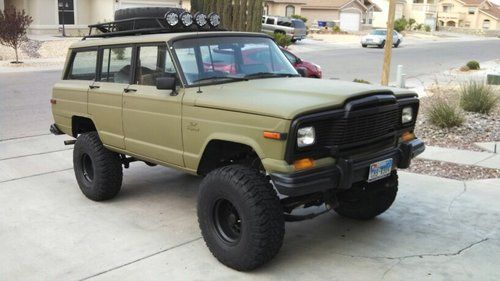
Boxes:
[368,158,393,182]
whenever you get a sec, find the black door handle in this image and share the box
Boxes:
[89,85,100,89]
[124,88,137,93]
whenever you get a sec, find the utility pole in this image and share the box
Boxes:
[381,0,396,85]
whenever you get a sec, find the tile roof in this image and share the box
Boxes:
[480,3,500,19]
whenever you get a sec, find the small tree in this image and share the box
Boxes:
[0,7,33,63]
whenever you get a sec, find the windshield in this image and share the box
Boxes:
[370,30,387,35]
[172,36,298,85]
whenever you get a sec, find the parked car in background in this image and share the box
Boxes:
[361,29,403,48]
[262,15,307,42]
[281,47,322,78]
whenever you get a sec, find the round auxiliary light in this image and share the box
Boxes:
[180,12,193,27]
[207,12,221,27]
[194,12,207,27]
[164,11,179,26]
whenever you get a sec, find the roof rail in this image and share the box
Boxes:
[83,17,226,40]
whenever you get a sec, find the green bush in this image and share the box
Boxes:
[273,32,292,48]
[408,18,416,29]
[428,99,464,128]
[353,78,370,84]
[394,18,408,32]
[424,25,431,32]
[460,81,498,114]
[291,14,307,23]
[466,60,480,70]
[332,25,341,33]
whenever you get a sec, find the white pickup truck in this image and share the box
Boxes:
[261,16,307,42]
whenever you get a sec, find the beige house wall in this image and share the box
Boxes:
[0,0,4,10]
[437,0,498,29]
[300,8,340,24]
[372,0,405,28]
[266,3,303,16]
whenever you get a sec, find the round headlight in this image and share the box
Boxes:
[194,12,207,27]
[297,126,316,147]
[207,12,221,27]
[165,11,179,26]
[402,106,413,123]
[180,12,193,27]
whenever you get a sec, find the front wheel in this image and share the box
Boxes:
[379,41,385,48]
[197,165,285,271]
[73,132,123,201]
[333,171,398,220]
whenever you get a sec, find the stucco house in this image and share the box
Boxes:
[264,0,382,31]
[371,0,407,28]
[1,0,186,35]
[437,0,499,30]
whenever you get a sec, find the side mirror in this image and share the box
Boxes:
[156,77,176,90]
[296,67,308,77]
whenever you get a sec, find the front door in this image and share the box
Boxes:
[122,44,184,167]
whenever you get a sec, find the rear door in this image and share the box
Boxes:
[88,45,133,149]
[122,43,184,167]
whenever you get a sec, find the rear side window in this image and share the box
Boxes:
[100,46,133,84]
[266,18,274,24]
[66,50,97,80]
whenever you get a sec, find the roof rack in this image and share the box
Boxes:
[83,17,225,40]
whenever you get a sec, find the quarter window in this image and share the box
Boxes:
[136,45,177,86]
[66,50,97,80]
[100,46,133,84]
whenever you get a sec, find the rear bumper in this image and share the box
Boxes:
[292,34,306,40]
[270,138,425,196]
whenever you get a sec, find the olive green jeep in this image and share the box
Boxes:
[50,8,425,271]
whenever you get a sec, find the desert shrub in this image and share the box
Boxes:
[291,14,307,23]
[424,25,431,32]
[416,23,423,30]
[332,25,341,33]
[408,18,416,29]
[353,78,370,84]
[466,60,480,70]
[460,81,498,114]
[394,18,408,32]
[428,99,464,128]
[273,32,292,48]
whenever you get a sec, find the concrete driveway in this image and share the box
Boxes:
[1,135,499,281]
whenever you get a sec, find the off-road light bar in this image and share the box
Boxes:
[207,12,220,27]
[180,12,193,27]
[165,11,179,26]
[194,12,207,27]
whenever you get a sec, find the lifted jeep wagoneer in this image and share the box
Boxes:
[50,8,425,271]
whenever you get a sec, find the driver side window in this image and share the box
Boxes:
[135,45,177,86]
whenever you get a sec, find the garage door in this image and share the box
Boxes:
[340,12,360,31]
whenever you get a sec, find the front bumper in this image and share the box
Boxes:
[270,138,425,196]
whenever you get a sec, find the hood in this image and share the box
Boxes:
[193,78,416,120]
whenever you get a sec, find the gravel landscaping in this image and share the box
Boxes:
[415,84,500,151]
[0,38,78,67]
[407,158,500,180]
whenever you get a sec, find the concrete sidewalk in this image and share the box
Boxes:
[1,134,500,280]
[418,145,500,169]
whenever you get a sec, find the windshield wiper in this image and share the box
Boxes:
[244,72,299,79]
[192,76,248,84]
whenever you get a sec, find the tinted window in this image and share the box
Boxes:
[100,46,133,83]
[282,50,297,64]
[277,19,292,27]
[136,45,177,86]
[66,50,97,80]
[266,18,274,24]
[370,30,386,35]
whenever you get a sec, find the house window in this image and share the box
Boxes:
[483,19,490,30]
[442,4,453,13]
[427,0,435,4]
[468,7,475,14]
[58,0,75,25]
[285,5,295,17]
[413,0,424,4]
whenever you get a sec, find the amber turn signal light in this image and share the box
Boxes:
[293,158,314,170]
[401,131,415,142]
[263,131,286,140]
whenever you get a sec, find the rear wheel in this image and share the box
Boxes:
[197,165,285,271]
[394,40,401,48]
[333,171,398,220]
[73,132,123,201]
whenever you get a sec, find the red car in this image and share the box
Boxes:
[280,47,322,78]
[203,47,322,79]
